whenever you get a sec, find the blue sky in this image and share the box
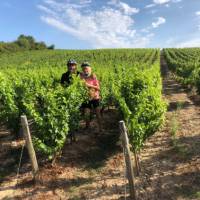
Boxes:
[0,0,200,49]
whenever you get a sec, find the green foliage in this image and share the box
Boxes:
[112,60,166,149]
[0,49,166,156]
[164,48,200,93]
[0,35,54,54]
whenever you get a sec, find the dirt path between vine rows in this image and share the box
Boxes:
[136,55,200,200]
[0,55,200,200]
[0,109,131,200]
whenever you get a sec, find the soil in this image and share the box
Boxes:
[136,55,200,200]
[0,55,200,200]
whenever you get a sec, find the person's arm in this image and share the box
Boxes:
[85,75,100,90]
[85,82,100,90]
[61,74,65,84]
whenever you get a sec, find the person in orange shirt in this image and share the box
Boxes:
[80,62,102,133]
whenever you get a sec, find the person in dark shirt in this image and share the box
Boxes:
[61,59,80,143]
[61,59,80,86]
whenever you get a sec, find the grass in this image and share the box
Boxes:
[175,185,200,199]
[193,191,200,199]
[169,101,190,158]
[170,111,179,147]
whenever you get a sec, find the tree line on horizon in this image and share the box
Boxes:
[0,35,55,53]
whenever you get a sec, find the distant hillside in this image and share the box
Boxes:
[0,35,54,53]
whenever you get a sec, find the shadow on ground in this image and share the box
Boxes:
[59,109,121,170]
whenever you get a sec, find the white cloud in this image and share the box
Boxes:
[172,0,182,3]
[41,16,80,36]
[176,38,200,48]
[108,0,139,15]
[141,17,166,33]
[38,0,150,48]
[151,10,158,14]
[37,5,57,16]
[145,4,156,8]
[195,11,200,31]
[141,28,150,33]
[164,36,200,48]
[118,2,139,15]
[43,0,91,9]
[196,11,200,16]
[152,17,166,28]
[165,38,175,47]
[79,0,92,4]
[151,0,182,6]
[153,0,170,4]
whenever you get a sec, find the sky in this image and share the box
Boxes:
[0,0,200,49]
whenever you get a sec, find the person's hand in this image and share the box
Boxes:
[85,82,93,88]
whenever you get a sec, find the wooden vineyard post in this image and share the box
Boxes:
[119,121,136,200]
[21,115,39,177]
[133,147,140,176]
